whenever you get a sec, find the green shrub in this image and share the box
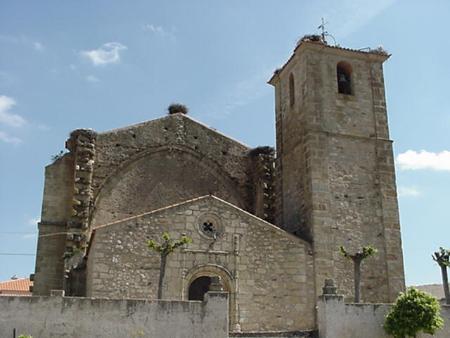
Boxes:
[384,287,443,338]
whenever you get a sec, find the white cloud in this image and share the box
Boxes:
[33,41,44,51]
[80,42,127,66]
[397,186,421,197]
[397,150,450,172]
[142,24,176,41]
[143,24,165,34]
[0,131,22,144]
[0,95,26,127]
[86,75,100,83]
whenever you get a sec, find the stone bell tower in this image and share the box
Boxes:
[269,36,405,302]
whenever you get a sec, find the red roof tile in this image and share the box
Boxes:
[0,278,33,295]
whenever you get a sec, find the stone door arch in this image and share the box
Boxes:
[188,276,212,301]
[184,264,238,330]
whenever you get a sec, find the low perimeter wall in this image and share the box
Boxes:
[0,291,228,338]
[317,295,450,338]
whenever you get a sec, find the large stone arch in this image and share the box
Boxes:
[91,146,244,226]
[183,264,238,330]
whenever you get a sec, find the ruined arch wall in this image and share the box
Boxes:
[90,114,251,227]
[91,114,249,200]
[91,146,245,226]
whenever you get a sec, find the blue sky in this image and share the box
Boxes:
[0,0,449,286]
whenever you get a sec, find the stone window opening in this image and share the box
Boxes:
[337,61,352,95]
[289,73,295,106]
[202,221,217,239]
[197,213,223,240]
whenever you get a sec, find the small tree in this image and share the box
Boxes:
[384,287,444,338]
[147,232,191,299]
[339,245,377,302]
[432,247,450,304]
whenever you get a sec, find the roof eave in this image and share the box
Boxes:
[268,40,391,85]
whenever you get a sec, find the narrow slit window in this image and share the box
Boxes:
[337,62,352,95]
[289,73,295,106]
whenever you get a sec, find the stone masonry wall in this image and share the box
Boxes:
[327,135,390,301]
[90,114,252,226]
[64,129,97,261]
[274,53,311,239]
[86,196,315,332]
[272,41,404,303]
[247,147,276,224]
[0,292,228,338]
[35,112,281,296]
[317,295,450,338]
[302,45,404,302]
[91,147,245,226]
[33,155,74,295]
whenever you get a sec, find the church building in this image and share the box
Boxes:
[33,35,405,332]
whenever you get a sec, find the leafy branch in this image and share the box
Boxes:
[147,232,192,299]
[339,245,377,302]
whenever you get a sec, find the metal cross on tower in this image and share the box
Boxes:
[318,17,328,43]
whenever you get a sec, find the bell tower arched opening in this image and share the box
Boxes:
[337,61,353,95]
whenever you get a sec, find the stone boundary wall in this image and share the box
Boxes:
[0,291,228,338]
[317,295,450,338]
[230,330,317,338]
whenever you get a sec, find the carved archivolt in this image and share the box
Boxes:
[184,264,234,294]
[183,264,238,329]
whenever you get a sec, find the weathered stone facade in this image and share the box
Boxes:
[33,37,405,333]
[87,196,315,331]
[269,39,405,303]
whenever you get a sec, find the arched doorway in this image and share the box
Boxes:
[184,264,238,330]
[188,276,212,301]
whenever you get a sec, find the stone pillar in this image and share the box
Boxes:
[370,62,405,301]
[33,153,75,295]
[247,147,275,223]
[203,291,229,338]
[232,234,241,332]
[64,129,97,291]
[317,279,345,338]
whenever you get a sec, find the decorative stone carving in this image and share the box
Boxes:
[322,279,337,295]
[320,279,343,302]
[197,213,223,239]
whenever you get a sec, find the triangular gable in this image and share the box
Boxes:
[93,195,309,246]
[98,113,250,150]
